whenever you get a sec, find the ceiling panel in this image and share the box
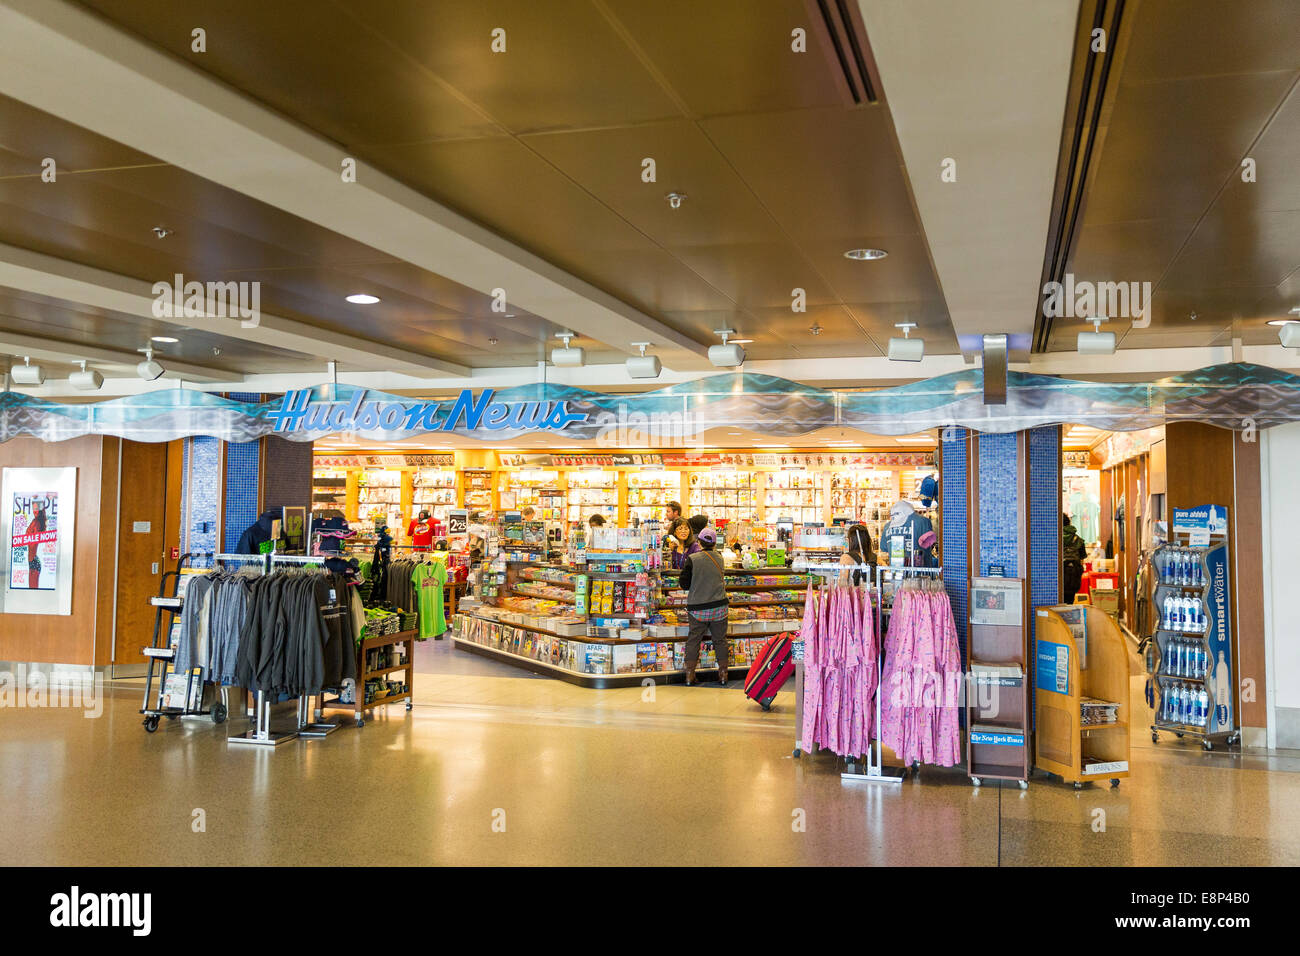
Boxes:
[599,0,847,117]
[1117,0,1300,84]
[75,0,501,147]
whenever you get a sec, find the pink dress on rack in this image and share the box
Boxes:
[879,587,962,767]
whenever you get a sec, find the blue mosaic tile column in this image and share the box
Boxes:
[183,436,222,562]
[1028,426,1062,616]
[221,392,263,552]
[977,432,1020,575]
[940,427,969,665]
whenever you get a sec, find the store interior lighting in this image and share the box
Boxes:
[1278,320,1300,349]
[136,346,165,381]
[1077,317,1116,355]
[550,331,585,367]
[11,356,45,386]
[69,360,104,390]
[887,322,925,362]
[708,329,745,368]
[626,341,661,379]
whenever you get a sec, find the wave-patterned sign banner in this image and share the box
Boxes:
[2,363,1297,444]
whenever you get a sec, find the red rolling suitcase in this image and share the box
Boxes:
[744,633,795,711]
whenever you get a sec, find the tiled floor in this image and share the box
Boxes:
[0,638,1296,866]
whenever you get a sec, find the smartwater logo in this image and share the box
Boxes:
[151,273,260,328]
[1042,274,1152,328]
[50,887,151,936]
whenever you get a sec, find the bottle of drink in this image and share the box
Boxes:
[1213,651,1230,729]
[1163,595,1173,630]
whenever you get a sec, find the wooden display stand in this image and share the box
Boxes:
[321,629,416,727]
[1034,605,1131,788]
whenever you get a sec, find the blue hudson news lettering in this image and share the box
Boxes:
[265,389,588,434]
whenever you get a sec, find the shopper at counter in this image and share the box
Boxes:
[666,517,699,569]
[521,506,536,520]
[677,526,730,686]
[588,513,606,529]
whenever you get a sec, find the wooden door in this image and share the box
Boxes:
[112,441,171,676]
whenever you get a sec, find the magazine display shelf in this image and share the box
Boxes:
[1034,605,1131,788]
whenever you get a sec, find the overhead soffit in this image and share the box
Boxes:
[69,0,956,362]
[0,92,578,371]
[1053,0,1300,352]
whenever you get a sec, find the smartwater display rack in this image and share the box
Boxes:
[1148,504,1239,751]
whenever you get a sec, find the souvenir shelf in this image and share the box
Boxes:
[411,468,457,524]
[627,470,682,526]
[687,470,759,525]
[566,470,618,524]
[355,469,403,530]
[829,469,895,534]
[765,470,824,527]
[463,469,494,513]
[1034,605,1131,788]
[498,469,562,516]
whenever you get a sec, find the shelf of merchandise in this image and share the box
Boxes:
[566,470,619,525]
[463,469,494,514]
[686,471,759,525]
[829,469,896,540]
[498,469,563,517]
[764,470,825,527]
[1034,605,1131,788]
[410,468,458,524]
[627,470,682,527]
[355,469,404,532]
[319,630,416,727]
[311,469,348,518]
[1148,531,1238,750]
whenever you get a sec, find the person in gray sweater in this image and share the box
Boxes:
[677,526,731,686]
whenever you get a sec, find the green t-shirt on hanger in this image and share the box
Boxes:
[412,559,448,639]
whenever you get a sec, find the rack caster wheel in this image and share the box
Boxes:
[1073,782,1084,790]
[1110,779,1121,788]
[1151,730,1159,743]
[1018,780,1028,790]
[1175,731,1185,738]
[143,715,160,733]
[210,702,227,724]
[406,701,413,711]
[1202,739,1213,751]
[355,718,365,728]
[792,748,802,758]
[970,777,982,787]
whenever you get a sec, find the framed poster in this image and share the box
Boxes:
[970,576,1023,627]
[0,466,77,615]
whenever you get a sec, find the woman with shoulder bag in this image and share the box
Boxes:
[678,527,731,686]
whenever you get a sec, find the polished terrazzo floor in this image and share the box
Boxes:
[1,637,1297,866]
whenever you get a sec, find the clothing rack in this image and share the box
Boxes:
[796,563,944,784]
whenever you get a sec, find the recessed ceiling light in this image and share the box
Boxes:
[844,248,888,260]
[346,294,381,304]
[150,335,179,344]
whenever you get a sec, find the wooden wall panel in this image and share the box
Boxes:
[93,438,121,667]
[1232,437,1266,732]
[0,435,104,665]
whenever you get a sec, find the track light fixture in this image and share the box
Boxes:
[708,329,745,368]
[550,331,585,367]
[626,342,662,379]
[887,322,924,362]
[11,356,45,386]
[70,360,104,390]
[1077,317,1116,355]
[136,346,165,381]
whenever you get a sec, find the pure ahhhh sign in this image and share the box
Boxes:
[266,388,588,434]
